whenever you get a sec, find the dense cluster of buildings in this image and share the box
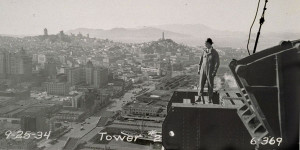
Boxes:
[0,48,32,81]
[0,30,247,149]
[43,61,109,96]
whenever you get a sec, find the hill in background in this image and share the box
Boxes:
[67,24,300,50]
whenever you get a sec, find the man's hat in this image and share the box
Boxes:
[206,38,213,45]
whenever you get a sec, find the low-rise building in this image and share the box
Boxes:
[44,82,70,96]
[122,103,162,117]
[54,110,85,122]
[0,88,30,100]
[62,91,84,109]
[141,67,160,76]
[0,139,37,150]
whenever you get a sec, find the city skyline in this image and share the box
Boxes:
[0,0,300,35]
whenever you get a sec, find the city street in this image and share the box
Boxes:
[65,116,100,138]
[42,116,101,150]
[43,81,156,150]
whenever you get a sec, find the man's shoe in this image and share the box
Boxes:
[195,96,202,102]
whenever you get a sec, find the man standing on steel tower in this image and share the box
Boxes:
[197,38,220,103]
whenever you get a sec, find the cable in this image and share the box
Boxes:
[253,0,268,54]
[246,0,261,55]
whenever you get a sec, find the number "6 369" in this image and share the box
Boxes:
[250,137,282,146]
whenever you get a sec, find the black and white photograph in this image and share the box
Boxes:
[0,0,299,150]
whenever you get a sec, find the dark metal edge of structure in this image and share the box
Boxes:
[229,39,300,149]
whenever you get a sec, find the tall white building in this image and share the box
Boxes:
[93,67,108,88]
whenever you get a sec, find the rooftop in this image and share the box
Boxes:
[58,110,85,115]
[168,88,244,109]
[123,102,161,110]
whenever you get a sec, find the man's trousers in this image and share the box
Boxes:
[198,70,214,102]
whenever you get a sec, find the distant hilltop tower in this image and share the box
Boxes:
[162,32,165,40]
[60,30,64,36]
[44,28,48,36]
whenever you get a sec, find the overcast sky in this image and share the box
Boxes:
[0,0,299,35]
